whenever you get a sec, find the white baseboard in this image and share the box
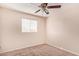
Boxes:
[48,43,79,56]
[0,42,44,53]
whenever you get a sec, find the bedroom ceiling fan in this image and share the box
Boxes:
[35,3,61,14]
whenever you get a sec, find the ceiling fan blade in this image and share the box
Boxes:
[44,9,49,14]
[47,5,61,9]
[35,9,41,13]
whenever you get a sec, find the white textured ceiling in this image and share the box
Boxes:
[0,3,62,17]
[31,3,61,6]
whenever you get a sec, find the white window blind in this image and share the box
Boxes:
[22,18,37,32]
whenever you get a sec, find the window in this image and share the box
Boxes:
[22,18,37,32]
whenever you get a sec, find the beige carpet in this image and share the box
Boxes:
[0,44,77,56]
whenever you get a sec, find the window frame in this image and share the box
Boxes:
[21,18,37,32]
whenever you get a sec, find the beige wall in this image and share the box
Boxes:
[0,8,1,48]
[47,3,79,55]
[0,7,46,52]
